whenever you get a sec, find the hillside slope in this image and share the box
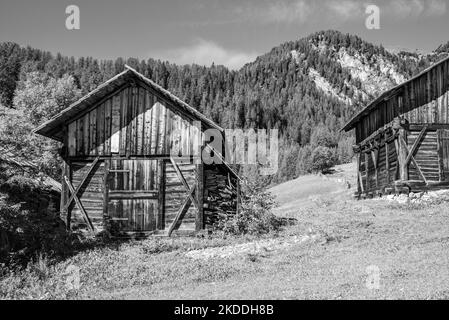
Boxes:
[4,163,449,299]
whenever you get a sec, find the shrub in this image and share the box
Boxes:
[337,136,355,164]
[0,177,86,268]
[311,146,337,173]
[310,126,337,149]
[216,180,283,236]
[296,145,314,175]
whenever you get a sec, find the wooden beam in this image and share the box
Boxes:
[64,176,95,232]
[437,130,445,182]
[157,160,165,230]
[407,123,449,131]
[385,141,390,183]
[167,185,196,236]
[63,157,100,211]
[405,125,427,165]
[365,153,369,191]
[397,129,409,181]
[399,136,428,185]
[371,150,379,188]
[170,157,199,210]
[357,153,365,193]
[196,164,204,231]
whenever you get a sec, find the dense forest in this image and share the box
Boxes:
[1,30,448,184]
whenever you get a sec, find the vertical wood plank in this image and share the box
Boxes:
[68,121,77,156]
[398,129,409,181]
[158,160,165,230]
[196,163,204,231]
[137,87,145,155]
[152,101,160,154]
[76,118,84,156]
[104,99,112,155]
[144,91,153,155]
[385,140,390,184]
[159,103,167,154]
[89,110,97,156]
[83,113,90,155]
[120,88,128,156]
[111,92,121,153]
[96,103,105,155]
[437,130,445,181]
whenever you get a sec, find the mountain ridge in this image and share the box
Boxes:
[1,30,448,182]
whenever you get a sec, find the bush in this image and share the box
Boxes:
[0,177,85,268]
[216,180,283,236]
[337,136,355,164]
[296,145,314,175]
[310,126,337,148]
[311,146,337,173]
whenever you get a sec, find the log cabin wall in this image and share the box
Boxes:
[348,57,449,197]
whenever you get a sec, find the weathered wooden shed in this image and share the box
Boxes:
[342,56,449,197]
[34,66,240,236]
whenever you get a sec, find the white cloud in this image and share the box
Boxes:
[149,39,258,70]
[231,0,447,25]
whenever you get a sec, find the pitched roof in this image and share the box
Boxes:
[33,65,223,141]
[342,55,449,132]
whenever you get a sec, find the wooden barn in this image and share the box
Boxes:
[342,56,449,198]
[34,66,240,237]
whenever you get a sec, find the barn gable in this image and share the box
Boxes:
[34,65,223,142]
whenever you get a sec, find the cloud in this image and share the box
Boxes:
[149,39,258,70]
[386,0,446,18]
[231,0,447,25]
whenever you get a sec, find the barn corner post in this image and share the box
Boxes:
[60,126,71,230]
[394,117,409,183]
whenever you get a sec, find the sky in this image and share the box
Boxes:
[0,0,448,70]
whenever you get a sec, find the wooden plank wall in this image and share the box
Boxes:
[164,161,197,231]
[356,59,449,143]
[440,130,449,178]
[107,159,160,232]
[358,139,398,193]
[407,131,440,181]
[67,85,201,158]
[70,161,105,231]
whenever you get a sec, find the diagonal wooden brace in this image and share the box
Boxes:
[64,157,100,212]
[400,136,428,185]
[64,175,95,232]
[167,184,196,236]
[405,125,427,165]
[170,157,199,210]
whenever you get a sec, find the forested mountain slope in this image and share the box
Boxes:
[0,30,448,183]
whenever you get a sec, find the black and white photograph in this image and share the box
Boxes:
[1,0,449,307]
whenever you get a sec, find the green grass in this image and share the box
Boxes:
[2,163,449,299]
